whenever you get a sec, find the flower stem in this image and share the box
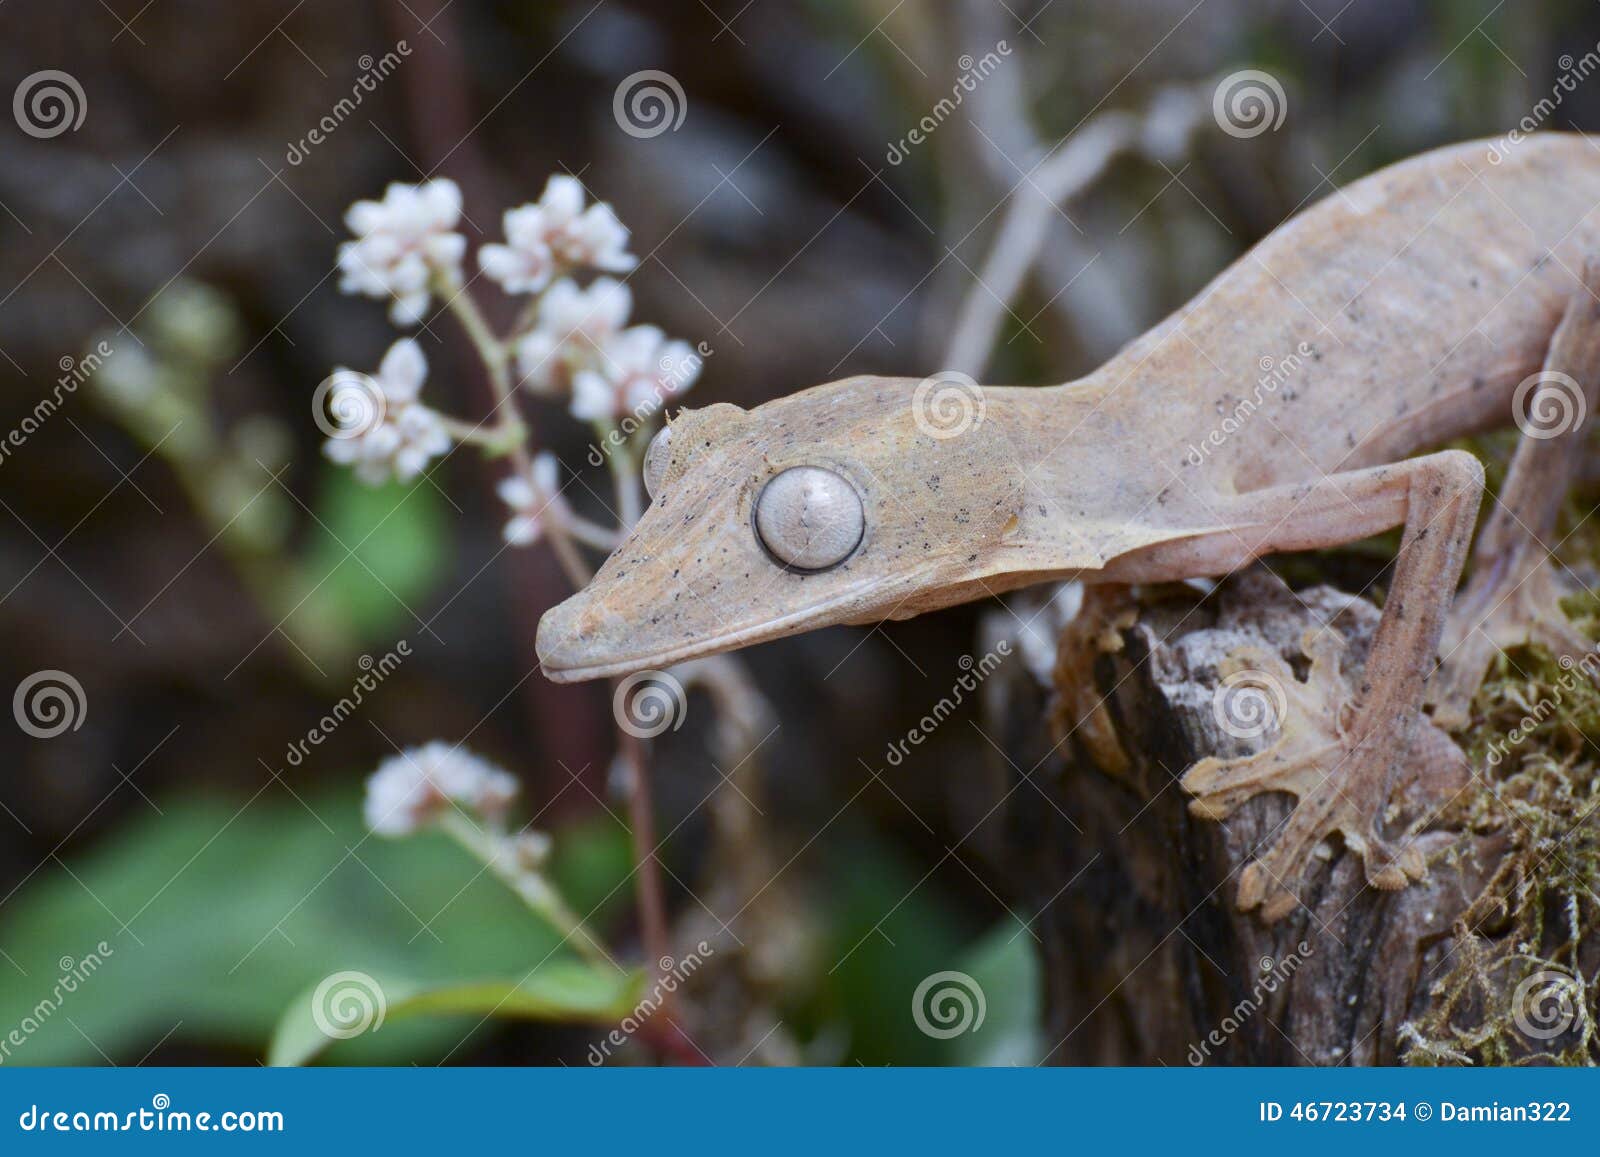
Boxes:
[439,811,611,967]
[438,278,594,588]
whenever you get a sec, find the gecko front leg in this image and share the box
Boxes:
[1131,450,1484,919]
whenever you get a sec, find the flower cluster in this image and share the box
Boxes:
[364,740,519,837]
[478,175,634,293]
[337,180,466,325]
[320,339,452,485]
[324,174,702,555]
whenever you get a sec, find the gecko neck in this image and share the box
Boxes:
[986,372,1192,568]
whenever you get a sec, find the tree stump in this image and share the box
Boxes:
[992,570,1520,1066]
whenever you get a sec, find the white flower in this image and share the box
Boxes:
[570,326,701,422]
[478,208,556,295]
[514,277,633,394]
[512,830,553,870]
[94,341,161,407]
[479,176,635,295]
[364,740,520,837]
[337,180,466,325]
[321,339,452,485]
[497,452,568,546]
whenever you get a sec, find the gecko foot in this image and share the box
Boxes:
[1429,548,1593,730]
[1181,629,1436,921]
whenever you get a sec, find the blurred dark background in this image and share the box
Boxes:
[2,0,1599,1065]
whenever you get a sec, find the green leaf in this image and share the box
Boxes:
[0,788,623,1065]
[947,923,1041,1067]
[268,963,645,1067]
[298,467,446,641]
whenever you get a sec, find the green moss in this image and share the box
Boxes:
[1400,444,1600,1066]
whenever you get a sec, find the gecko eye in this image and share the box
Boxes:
[754,466,864,571]
[643,427,671,502]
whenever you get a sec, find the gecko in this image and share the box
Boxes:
[536,134,1600,920]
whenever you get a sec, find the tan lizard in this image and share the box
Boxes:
[537,135,1600,920]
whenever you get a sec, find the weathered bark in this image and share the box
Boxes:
[994,570,1507,1066]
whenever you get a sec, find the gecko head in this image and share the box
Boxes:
[536,374,1063,682]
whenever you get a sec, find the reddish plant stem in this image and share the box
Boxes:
[617,728,673,984]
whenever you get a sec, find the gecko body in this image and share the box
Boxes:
[538,135,1600,918]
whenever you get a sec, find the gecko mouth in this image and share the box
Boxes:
[536,565,939,683]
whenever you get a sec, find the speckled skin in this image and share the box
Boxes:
[537,135,1600,918]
